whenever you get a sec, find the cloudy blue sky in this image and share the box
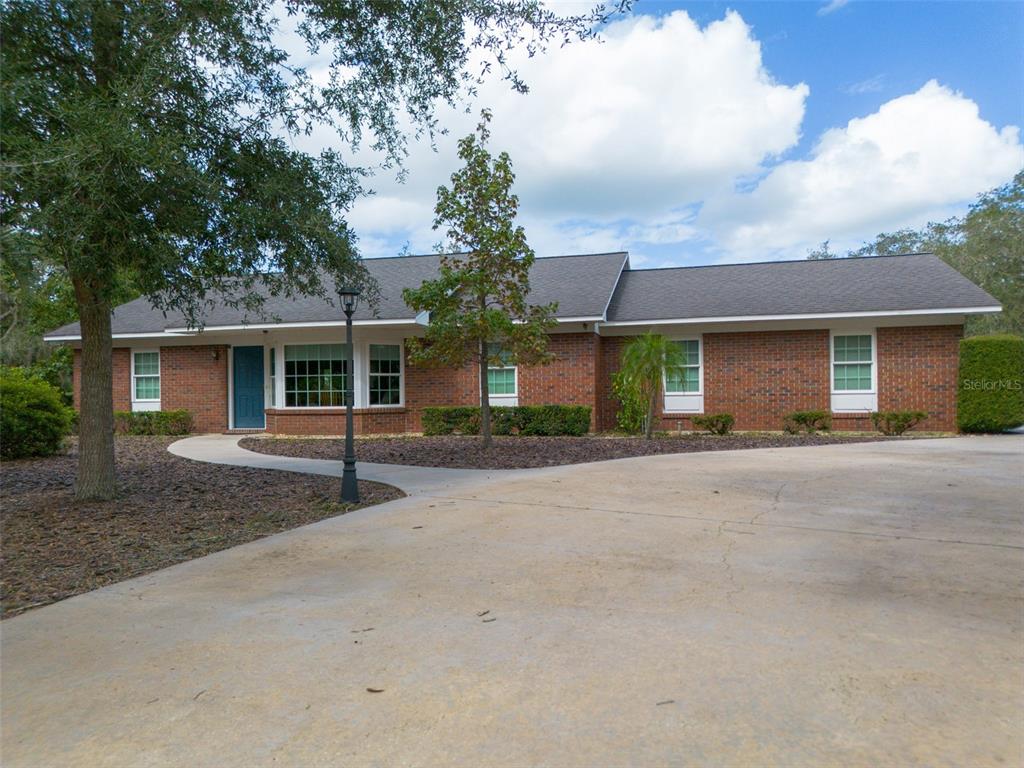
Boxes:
[290,1,1023,268]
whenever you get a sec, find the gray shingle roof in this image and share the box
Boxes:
[45,251,629,338]
[45,251,997,339]
[605,253,999,322]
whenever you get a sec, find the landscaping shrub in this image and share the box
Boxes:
[783,410,832,434]
[0,367,74,460]
[422,406,481,436]
[515,405,591,436]
[957,334,1024,433]
[114,409,193,436]
[611,368,648,434]
[422,405,591,437]
[691,413,735,435]
[871,410,928,436]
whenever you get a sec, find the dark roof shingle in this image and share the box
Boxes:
[605,253,998,322]
[45,251,629,337]
[44,251,998,339]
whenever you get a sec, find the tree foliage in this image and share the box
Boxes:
[0,368,74,461]
[403,111,556,447]
[808,171,1023,335]
[1,0,622,496]
[615,333,686,439]
[957,334,1024,433]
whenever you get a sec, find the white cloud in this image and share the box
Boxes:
[275,10,1020,268]
[817,0,850,17]
[335,10,807,257]
[700,80,1023,259]
[843,74,885,94]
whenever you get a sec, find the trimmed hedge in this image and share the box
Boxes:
[958,334,1024,433]
[871,410,928,436]
[784,410,832,434]
[114,410,193,436]
[422,405,591,437]
[0,367,74,460]
[691,413,735,435]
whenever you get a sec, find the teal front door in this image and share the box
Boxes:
[233,346,265,428]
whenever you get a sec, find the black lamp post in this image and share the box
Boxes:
[339,286,361,503]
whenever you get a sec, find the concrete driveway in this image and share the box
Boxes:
[2,436,1022,767]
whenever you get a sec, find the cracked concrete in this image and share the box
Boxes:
[2,435,1022,767]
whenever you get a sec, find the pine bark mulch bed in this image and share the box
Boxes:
[241,432,918,470]
[0,437,402,619]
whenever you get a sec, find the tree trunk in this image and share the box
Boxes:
[645,388,657,440]
[73,276,116,500]
[479,337,492,449]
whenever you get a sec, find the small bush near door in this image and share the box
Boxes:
[114,410,194,436]
[691,413,735,435]
[422,405,591,437]
[0,367,74,460]
[783,410,832,434]
[871,410,928,436]
[957,334,1024,433]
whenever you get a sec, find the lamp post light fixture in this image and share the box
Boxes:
[339,286,361,503]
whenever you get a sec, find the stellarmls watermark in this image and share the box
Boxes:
[961,379,1023,391]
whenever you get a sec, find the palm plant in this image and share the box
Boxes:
[617,333,687,439]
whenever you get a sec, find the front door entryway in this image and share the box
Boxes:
[233,346,265,428]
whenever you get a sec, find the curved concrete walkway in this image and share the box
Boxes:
[168,434,522,495]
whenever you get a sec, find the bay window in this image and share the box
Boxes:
[284,344,349,407]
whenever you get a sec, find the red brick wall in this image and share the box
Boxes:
[72,345,227,432]
[877,325,962,431]
[265,407,413,435]
[267,334,603,435]
[519,333,600,429]
[597,330,832,432]
[701,329,831,431]
[596,336,628,431]
[72,325,962,436]
[73,348,131,412]
[161,345,229,432]
[598,326,962,433]
[404,350,479,415]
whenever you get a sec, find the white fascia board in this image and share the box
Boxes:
[45,314,605,342]
[163,318,418,333]
[601,306,1002,327]
[165,316,600,332]
[44,331,185,342]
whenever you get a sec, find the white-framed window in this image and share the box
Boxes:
[368,343,402,406]
[131,350,160,401]
[487,343,517,397]
[663,336,704,414]
[832,334,875,392]
[268,346,277,408]
[665,339,701,394]
[830,330,878,413]
[283,343,350,407]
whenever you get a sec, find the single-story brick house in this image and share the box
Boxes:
[45,252,1000,434]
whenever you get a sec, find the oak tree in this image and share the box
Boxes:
[1,0,622,497]
[403,111,556,447]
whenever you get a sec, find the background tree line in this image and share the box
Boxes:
[7,167,1019,402]
[807,171,1023,336]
